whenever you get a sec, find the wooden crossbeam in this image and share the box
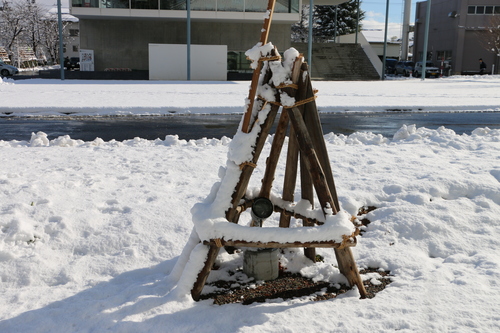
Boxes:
[203,238,357,249]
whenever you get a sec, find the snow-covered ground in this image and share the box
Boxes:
[1,75,500,332]
[2,75,500,116]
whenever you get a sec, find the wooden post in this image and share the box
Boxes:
[226,104,279,223]
[335,247,368,299]
[301,63,340,212]
[279,128,299,228]
[241,0,277,133]
[259,109,289,199]
[287,106,336,215]
[191,245,220,301]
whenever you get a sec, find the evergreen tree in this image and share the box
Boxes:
[292,1,365,42]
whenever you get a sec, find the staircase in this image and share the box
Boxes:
[291,43,380,81]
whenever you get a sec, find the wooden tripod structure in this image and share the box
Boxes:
[189,0,367,301]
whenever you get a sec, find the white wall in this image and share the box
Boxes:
[149,44,227,81]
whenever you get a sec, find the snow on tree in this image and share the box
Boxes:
[0,0,74,66]
[292,1,365,43]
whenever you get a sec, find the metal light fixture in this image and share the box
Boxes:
[250,197,274,227]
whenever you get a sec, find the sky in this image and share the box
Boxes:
[1,72,500,332]
[361,0,416,39]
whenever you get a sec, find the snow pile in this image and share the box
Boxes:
[0,126,499,331]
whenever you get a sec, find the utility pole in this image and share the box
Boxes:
[401,0,412,61]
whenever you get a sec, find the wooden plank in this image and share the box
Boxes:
[279,127,299,228]
[290,65,316,260]
[191,245,221,301]
[226,104,279,223]
[287,106,336,214]
[301,64,340,212]
[226,48,280,223]
[241,0,277,133]
[334,247,368,299]
[203,238,356,249]
[259,110,290,199]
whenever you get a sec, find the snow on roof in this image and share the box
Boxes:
[48,6,79,22]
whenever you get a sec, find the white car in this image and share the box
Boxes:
[413,61,439,78]
[0,60,19,77]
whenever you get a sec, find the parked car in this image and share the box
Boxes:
[395,61,414,77]
[64,57,80,70]
[385,58,397,75]
[413,61,440,78]
[0,60,19,77]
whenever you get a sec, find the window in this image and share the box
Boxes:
[73,45,79,52]
[468,5,500,14]
[437,50,452,61]
[227,51,252,73]
[69,29,79,37]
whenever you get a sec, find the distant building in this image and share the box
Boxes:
[69,0,346,79]
[362,31,404,60]
[414,0,499,75]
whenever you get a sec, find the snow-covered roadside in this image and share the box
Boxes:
[1,126,500,331]
[2,75,500,117]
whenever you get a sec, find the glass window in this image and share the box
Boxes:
[437,50,452,61]
[160,0,185,10]
[227,51,252,73]
[485,6,493,14]
[131,0,158,9]
[468,6,475,14]
[191,0,216,10]
[217,0,244,11]
[494,6,500,14]
[476,6,485,14]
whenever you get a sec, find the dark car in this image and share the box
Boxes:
[395,61,414,77]
[385,58,397,75]
[64,57,80,70]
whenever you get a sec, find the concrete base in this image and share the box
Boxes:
[243,248,279,281]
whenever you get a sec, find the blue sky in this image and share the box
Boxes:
[361,0,417,40]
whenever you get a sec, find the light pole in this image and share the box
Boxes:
[57,0,64,80]
[421,0,432,81]
[381,0,389,80]
[187,0,191,80]
[308,0,313,70]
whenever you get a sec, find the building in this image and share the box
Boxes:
[69,0,346,79]
[361,31,404,60]
[414,0,500,75]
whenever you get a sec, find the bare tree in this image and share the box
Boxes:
[23,1,46,63]
[0,0,70,66]
[477,15,500,74]
[0,0,28,61]
[38,12,66,65]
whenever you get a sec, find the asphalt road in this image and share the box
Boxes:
[1,112,500,142]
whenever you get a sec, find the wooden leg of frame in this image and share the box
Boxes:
[334,247,367,299]
[191,244,220,301]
